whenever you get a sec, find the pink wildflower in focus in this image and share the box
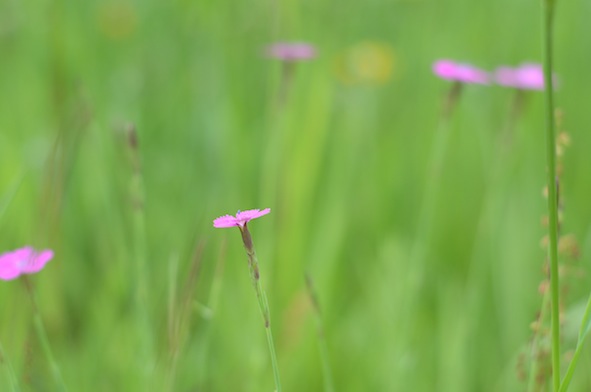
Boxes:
[213,208,271,229]
[265,43,316,61]
[495,63,557,90]
[0,247,54,281]
[433,59,490,84]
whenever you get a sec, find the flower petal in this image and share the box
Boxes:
[213,208,271,229]
[0,246,53,280]
[0,254,21,280]
[235,208,271,223]
[21,249,54,274]
[213,215,239,228]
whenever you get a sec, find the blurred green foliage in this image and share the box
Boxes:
[1,0,591,390]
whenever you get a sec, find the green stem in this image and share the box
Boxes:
[559,345,583,392]
[501,90,526,148]
[32,314,67,392]
[415,81,462,254]
[559,292,591,391]
[240,225,282,392]
[405,82,461,317]
[24,278,67,392]
[541,1,560,391]
[263,297,282,392]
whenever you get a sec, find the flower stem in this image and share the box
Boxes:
[417,81,462,250]
[406,82,461,312]
[32,314,67,392]
[541,1,560,390]
[263,303,282,392]
[501,90,526,148]
[240,225,282,392]
[23,277,67,392]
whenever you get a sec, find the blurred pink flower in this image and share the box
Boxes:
[265,43,316,61]
[0,247,54,281]
[433,59,490,84]
[213,208,271,228]
[495,63,557,90]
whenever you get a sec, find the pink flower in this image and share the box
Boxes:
[495,63,557,90]
[0,247,54,281]
[433,59,490,84]
[265,43,316,61]
[213,208,271,228]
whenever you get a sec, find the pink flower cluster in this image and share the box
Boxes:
[433,60,556,90]
[0,247,54,280]
[213,208,271,228]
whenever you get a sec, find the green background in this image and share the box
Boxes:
[1,0,591,390]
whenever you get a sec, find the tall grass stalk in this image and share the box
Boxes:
[193,240,226,388]
[541,0,560,390]
[559,292,591,391]
[166,241,205,391]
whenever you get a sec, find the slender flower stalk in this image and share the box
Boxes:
[541,0,560,390]
[493,61,561,390]
[394,62,492,385]
[405,60,490,311]
[24,277,68,392]
[495,63,558,146]
[526,126,573,390]
[260,42,315,226]
[501,89,526,146]
[213,209,281,392]
[265,42,316,106]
